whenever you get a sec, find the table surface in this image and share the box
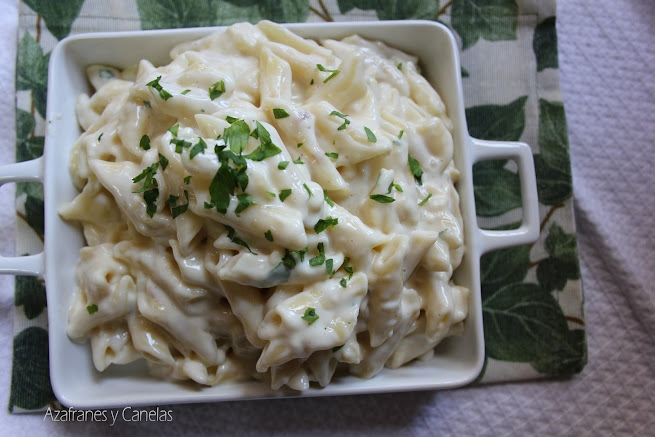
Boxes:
[0,0,653,435]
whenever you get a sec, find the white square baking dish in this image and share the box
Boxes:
[0,20,539,408]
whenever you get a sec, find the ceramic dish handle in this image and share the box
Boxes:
[0,157,45,276]
[471,138,540,254]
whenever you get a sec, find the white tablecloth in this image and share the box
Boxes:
[0,0,653,434]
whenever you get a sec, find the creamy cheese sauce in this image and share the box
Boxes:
[60,21,468,390]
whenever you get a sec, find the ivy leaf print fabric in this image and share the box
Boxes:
[10,0,585,411]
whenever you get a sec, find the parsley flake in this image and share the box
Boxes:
[330,110,350,130]
[168,124,179,136]
[278,161,289,170]
[323,190,335,207]
[224,119,250,154]
[309,242,326,266]
[303,183,313,197]
[364,127,377,142]
[316,64,340,83]
[302,307,319,325]
[418,193,432,206]
[86,304,98,314]
[265,230,274,242]
[293,156,304,165]
[370,194,395,203]
[339,278,348,288]
[326,258,334,275]
[397,62,403,70]
[97,133,103,141]
[235,193,256,216]
[209,80,226,100]
[224,225,256,254]
[398,130,404,140]
[189,138,207,159]
[279,188,292,202]
[314,216,338,233]
[181,89,191,95]
[280,249,297,269]
[244,122,282,161]
[408,154,424,185]
[146,76,173,101]
[325,152,338,159]
[273,108,290,119]
[139,134,151,150]
[226,115,238,124]
[297,142,304,148]
[184,175,192,184]
[158,153,169,170]
[171,138,192,154]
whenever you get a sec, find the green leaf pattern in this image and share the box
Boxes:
[10,0,584,410]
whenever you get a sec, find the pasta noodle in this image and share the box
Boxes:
[60,21,468,390]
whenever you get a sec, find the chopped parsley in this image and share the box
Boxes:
[418,193,432,206]
[224,225,256,254]
[364,127,377,142]
[388,181,403,193]
[208,162,236,215]
[339,278,348,288]
[146,76,173,101]
[181,89,191,95]
[303,183,313,197]
[184,175,192,184]
[302,307,319,325]
[278,161,290,170]
[330,110,350,130]
[143,187,159,218]
[86,304,98,314]
[132,163,159,193]
[168,124,179,136]
[97,133,103,141]
[398,130,404,140]
[224,119,250,154]
[297,142,304,148]
[265,230,274,242]
[171,138,192,153]
[343,257,354,278]
[316,64,340,83]
[139,134,151,150]
[408,154,424,185]
[314,216,338,233]
[323,190,335,207]
[280,249,297,269]
[309,242,326,266]
[273,108,290,119]
[189,138,207,159]
[295,247,308,262]
[325,152,338,159]
[370,194,395,203]
[234,193,256,216]
[226,115,238,124]
[310,78,314,85]
[158,153,169,170]
[397,62,403,70]
[244,122,282,161]
[279,189,292,202]
[326,258,334,275]
[168,190,189,218]
[209,80,226,100]
[293,156,304,165]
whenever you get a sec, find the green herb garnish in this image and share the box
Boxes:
[86,304,98,314]
[132,163,159,193]
[146,76,173,101]
[168,124,179,136]
[265,230,274,242]
[330,110,350,130]
[235,193,256,216]
[244,122,282,161]
[323,190,335,207]
[325,152,338,159]
[364,127,377,142]
[158,153,169,170]
[397,62,403,70]
[171,138,192,154]
[418,193,432,206]
[278,161,289,170]
[224,225,256,254]
[370,194,395,203]
[408,154,424,185]
[314,216,338,233]
[189,138,207,159]
[316,64,340,83]
[280,249,297,269]
[273,108,290,119]
[139,134,151,150]
[339,278,347,288]
[209,80,226,100]
[184,175,191,184]
[97,133,103,141]
[326,258,334,275]
[279,188,292,202]
[293,156,304,165]
[224,119,250,154]
[181,89,191,95]
[309,242,325,266]
[302,307,319,325]
[303,183,313,197]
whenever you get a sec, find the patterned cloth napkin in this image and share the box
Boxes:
[10,0,585,412]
